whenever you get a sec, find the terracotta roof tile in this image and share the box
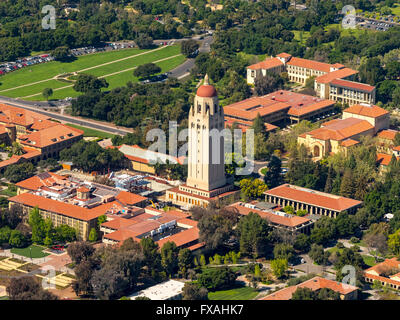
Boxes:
[315,68,358,84]
[261,276,358,300]
[248,57,284,70]
[0,103,49,127]
[331,78,375,92]
[265,184,362,212]
[287,57,332,73]
[343,104,388,118]
[305,118,373,141]
[377,129,399,141]
[9,193,103,221]
[18,124,83,148]
[229,202,311,228]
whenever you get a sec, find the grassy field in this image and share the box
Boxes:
[208,286,258,300]
[65,123,115,139]
[0,45,185,101]
[362,255,376,268]
[10,244,50,259]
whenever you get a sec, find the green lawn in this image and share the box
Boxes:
[208,286,258,300]
[362,255,376,268]
[10,244,50,259]
[65,123,116,139]
[0,45,185,101]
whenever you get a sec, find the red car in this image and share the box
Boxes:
[52,245,64,251]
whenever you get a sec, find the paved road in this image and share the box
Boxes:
[0,96,131,136]
[168,36,213,79]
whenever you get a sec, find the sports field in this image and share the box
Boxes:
[208,286,258,300]
[0,45,185,101]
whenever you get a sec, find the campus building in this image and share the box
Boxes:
[166,75,239,209]
[264,184,362,218]
[101,206,204,251]
[247,53,375,104]
[297,104,389,159]
[112,144,186,175]
[9,172,148,240]
[228,201,314,234]
[364,258,400,290]
[223,90,337,129]
[261,276,358,300]
[0,104,83,173]
[376,129,399,154]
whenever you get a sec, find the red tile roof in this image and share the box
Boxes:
[261,276,358,300]
[247,57,284,70]
[305,118,373,141]
[265,184,362,212]
[341,139,360,147]
[331,78,375,92]
[18,124,83,148]
[377,129,399,141]
[343,104,388,118]
[157,227,200,248]
[15,172,67,191]
[9,192,103,221]
[0,103,49,127]
[287,57,332,72]
[115,191,147,206]
[376,153,398,166]
[364,258,400,287]
[229,202,311,228]
[315,68,358,84]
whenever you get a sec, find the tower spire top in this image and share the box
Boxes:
[204,74,209,85]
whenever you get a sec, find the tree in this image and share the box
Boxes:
[67,241,95,264]
[28,207,45,244]
[197,208,238,251]
[254,72,284,96]
[264,155,282,188]
[182,282,208,300]
[7,276,58,300]
[73,74,109,93]
[140,237,161,277]
[160,241,179,277]
[88,228,97,242]
[270,258,288,279]
[309,244,330,265]
[197,267,237,291]
[388,230,400,256]
[42,88,53,100]
[237,212,271,258]
[135,34,153,49]
[178,248,192,278]
[251,113,266,136]
[239,178,268,200]
[4,163,35,183]
[91,250,144,300]
[8,230,26,248]
[133,63,161,79]
[51,46,71,61]
[273,243,295,262]
[294,233,311,252]
[181,40,199,57]
[291,287,315,300]
[97,215,107,228]
[73,258,97,296]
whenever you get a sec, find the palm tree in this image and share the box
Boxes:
[11,142,24,156]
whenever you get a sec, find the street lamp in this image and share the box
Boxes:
[29,247,32,261]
